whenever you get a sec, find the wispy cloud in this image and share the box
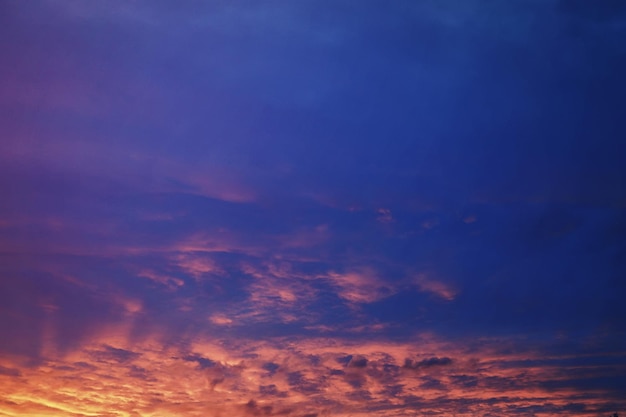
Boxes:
[326,269,395,304]
[414,274,458,301]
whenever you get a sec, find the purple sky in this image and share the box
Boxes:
[1,1,625,416]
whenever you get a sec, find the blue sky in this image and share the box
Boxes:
[1,1,625,416]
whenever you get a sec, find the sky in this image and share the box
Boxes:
[1,0,626,416]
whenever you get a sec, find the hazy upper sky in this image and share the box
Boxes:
[1,1,625,416]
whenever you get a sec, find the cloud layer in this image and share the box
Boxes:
[1,1,625,416]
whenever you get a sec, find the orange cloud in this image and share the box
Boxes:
[0,331,621,417]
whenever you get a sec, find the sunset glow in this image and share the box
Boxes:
[1,1,625,416]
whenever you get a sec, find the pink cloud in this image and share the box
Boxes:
[414,274,458,301]
[137,269,185,290]
[173,253,224,281]
[376,208,394,224]
[326,268,395,304]
[209,314,234,326]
